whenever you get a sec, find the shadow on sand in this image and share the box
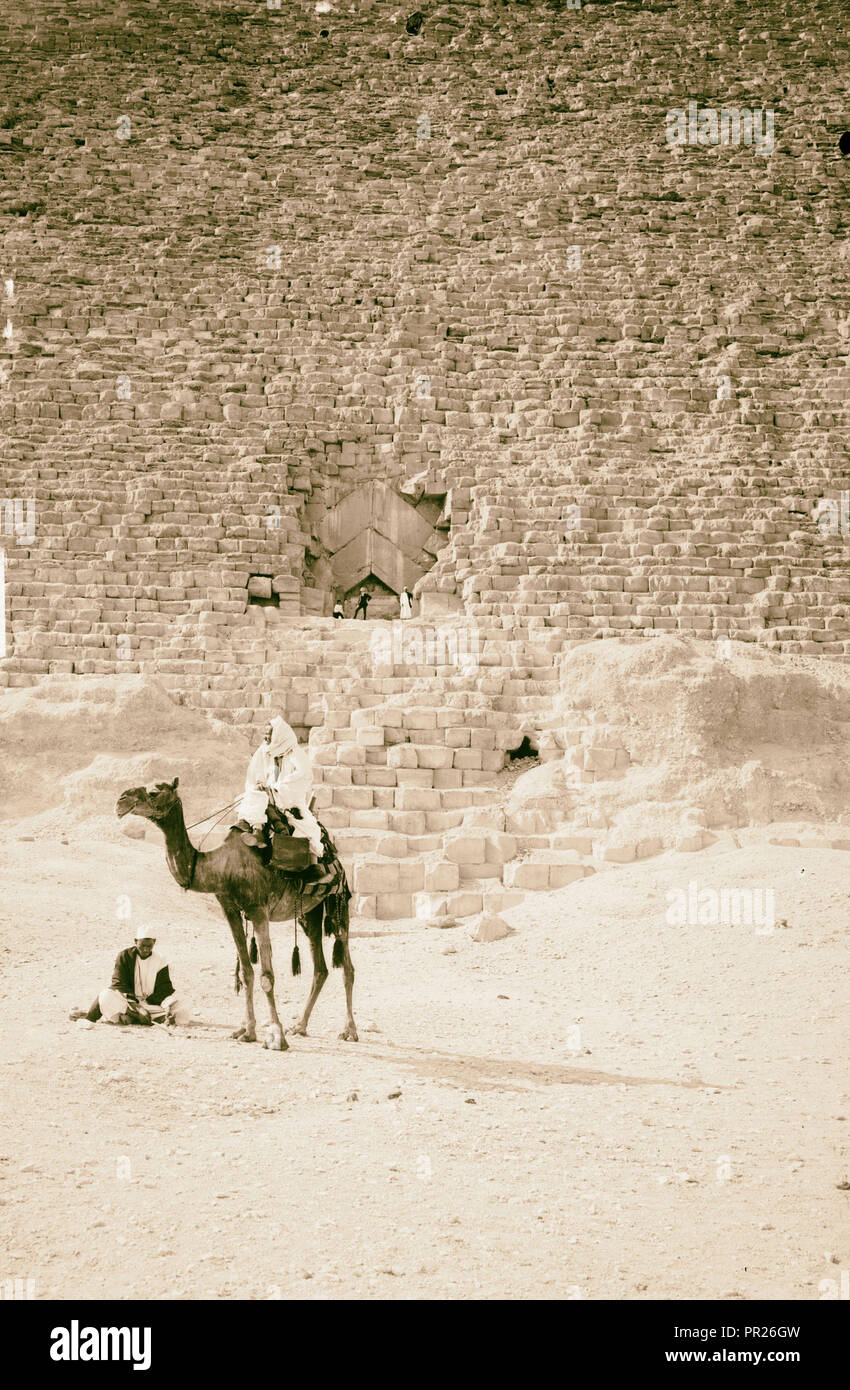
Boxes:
[312,1039,714,1094]
[172,1024,719,1093]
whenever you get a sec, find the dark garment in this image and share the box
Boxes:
[84,947,175,1023]
[354,595,370,618]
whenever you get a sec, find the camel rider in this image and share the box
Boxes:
[239,717,331,878]
[70,932,191,1027]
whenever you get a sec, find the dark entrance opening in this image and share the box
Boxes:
[508,735,539,761]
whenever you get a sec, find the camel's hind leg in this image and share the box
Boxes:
[288,904,328,1037]
[335,915,358,1043]
[250,911,288,1049]
[220,901,256,1043]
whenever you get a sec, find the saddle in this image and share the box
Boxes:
[235,803,322,876]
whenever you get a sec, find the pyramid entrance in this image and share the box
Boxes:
[309,480,448,618]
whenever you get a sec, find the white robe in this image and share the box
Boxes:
[239,741,324,857]
[98,952,190,1026]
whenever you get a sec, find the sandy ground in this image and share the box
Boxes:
[1,828,847,1301]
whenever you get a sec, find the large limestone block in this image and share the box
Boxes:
[416,745,454,770]
[601,842,637,863]
[484,832,518,864]
[452,748,483,770]
[375,892,414,920]
[337,745,366,767]
[504,861,550,890]
[395,769,435,789]
[459,862,502,881]
[396,787,441,810]
[353,859,399,894]
[355,727,384,747]
[398,861,425,892]
[548,863,591,889]
[446,890,484,917]
[444,834,488,864]
[402,708,437,730]
[334,787,373,809]
[414,893,450,920]
[374,833,409,859]
[425,861,460,891]
[387,744,418,769]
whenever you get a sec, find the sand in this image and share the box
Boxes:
[0,642,847,1299]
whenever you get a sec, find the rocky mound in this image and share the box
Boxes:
[0,675,252,834]
[506,638,850,842]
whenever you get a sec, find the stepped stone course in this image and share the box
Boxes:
[2,0,850,915]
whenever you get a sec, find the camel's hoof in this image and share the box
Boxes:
[231,1027,256,1043]
[339,1026,359,1042]
[286,1024,308,1037]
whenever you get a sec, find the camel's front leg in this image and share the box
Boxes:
[221,902,256,1043]
[251,913,288,1050]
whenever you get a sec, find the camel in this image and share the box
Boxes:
[115,779,357,1050]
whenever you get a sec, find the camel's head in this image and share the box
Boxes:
[116,778,180,823]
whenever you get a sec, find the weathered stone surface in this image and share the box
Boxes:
[468,914,516,944]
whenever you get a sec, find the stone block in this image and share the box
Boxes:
[485,832,517,864]
[446,890,484,917]
[601,842,637,863]
[353,859,399,894]
[375,892,414,920]
[355,727,384,747]
[424,861,460,891]
[387,744,418,769]
[504,861,550,890]
[374,833,409,858]
[444,835,488,864]
[396,787,442,811]
[548,863,590,889]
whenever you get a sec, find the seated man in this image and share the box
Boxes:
[70,932,190,1027]
[237,716,332,882]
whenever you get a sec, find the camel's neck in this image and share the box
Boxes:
[159,801,204,891]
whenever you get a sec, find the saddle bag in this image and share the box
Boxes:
[270,835,312,871]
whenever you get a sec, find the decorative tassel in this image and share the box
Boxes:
[323,897,336,936]
[250,936,258,964]
[332,937,344,969]
[291,944,301,977]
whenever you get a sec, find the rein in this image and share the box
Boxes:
[184,845,200,891]
[186,798,241,832]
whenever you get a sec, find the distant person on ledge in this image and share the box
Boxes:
[400,587,413,620]
[70,933,190,1027]
[354,588,371,619]
[332,598,344,620]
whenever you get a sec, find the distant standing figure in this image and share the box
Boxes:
[399,588,413,621]
[332,599,344,620]
[354,589,371,619]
